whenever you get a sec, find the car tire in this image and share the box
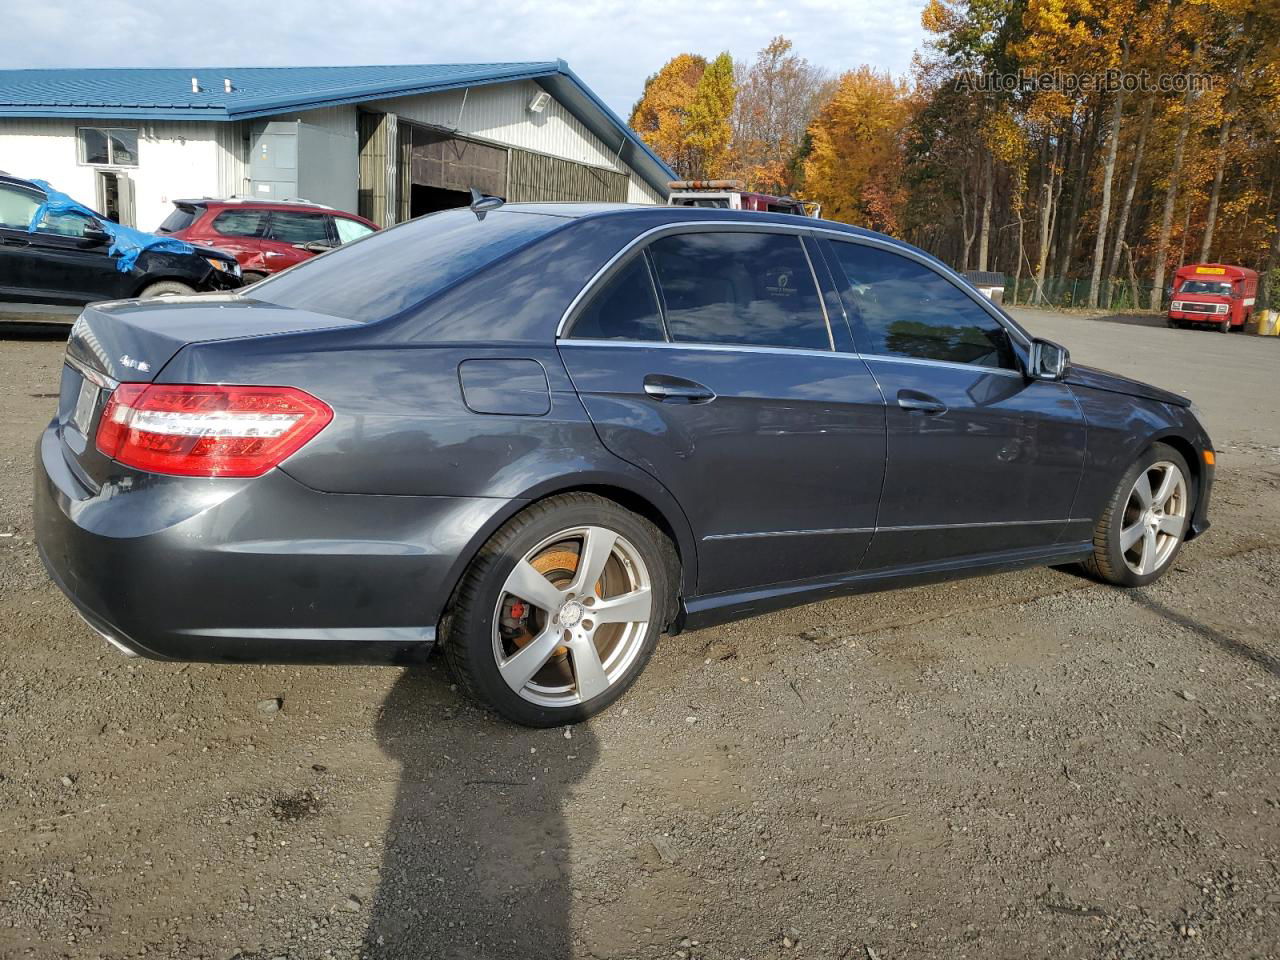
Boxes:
[138,281,196,299]
[1219,317,1231,334]
[241,271,268,286]
[441,493,677,727]
[1084,442,1193,588]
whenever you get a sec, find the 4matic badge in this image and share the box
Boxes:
[118,355,151,373]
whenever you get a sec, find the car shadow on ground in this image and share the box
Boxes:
[364,668,596,959]
[1130,590,1280,679]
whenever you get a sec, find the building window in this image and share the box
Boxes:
[77,127,138,167]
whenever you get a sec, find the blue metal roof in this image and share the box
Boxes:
[0,61,675,195]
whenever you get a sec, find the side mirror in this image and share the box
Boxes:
[297,240,334,254]
[83,225,111,244]
[1028,338,1070,381]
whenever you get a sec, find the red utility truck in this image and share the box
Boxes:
[667,180,819,218]
[1167,263,1258,333]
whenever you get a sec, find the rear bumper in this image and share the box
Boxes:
[34,422,512,664]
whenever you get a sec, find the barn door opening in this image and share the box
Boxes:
[398,121,508,221]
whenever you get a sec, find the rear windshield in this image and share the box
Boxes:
[157,203,200,233]
[248,209,567,322]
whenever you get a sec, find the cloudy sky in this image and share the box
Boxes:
[12,0,929,115]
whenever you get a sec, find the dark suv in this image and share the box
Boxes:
[158,198,378,282]
[0,174,242,309]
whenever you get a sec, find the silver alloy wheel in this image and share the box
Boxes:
[1120,460,1189,576]
[491,525,653,707]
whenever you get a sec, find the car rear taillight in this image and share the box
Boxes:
[95,384,333,478]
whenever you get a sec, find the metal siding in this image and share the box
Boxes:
[628,175,664,204]
[357,111,397,227]
[507,149,627,203]
[368,81,618,170]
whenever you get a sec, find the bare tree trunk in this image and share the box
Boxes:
[1104,96,1153,307]
[959,176,977,271]
[1268,205,1280,276]
[1056,108,1096,280]
[1013,212,1026,305]
[1178,199,1192,271]
[1199,31,1250,263]
[1150,44,1198,310]
[1199,123,1232,264]
[1034,180,1054,304]
[1124,241,1141,309]
[1088,46,1128,309]
[978,151,994,272]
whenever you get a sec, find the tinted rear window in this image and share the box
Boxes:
[249,209,567,323]
[157,203,200,233]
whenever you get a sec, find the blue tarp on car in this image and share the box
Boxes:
[26,180,194,273]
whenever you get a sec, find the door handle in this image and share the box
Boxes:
[2,237,30,247]
[643,374,716,404]
[897,389,947,415]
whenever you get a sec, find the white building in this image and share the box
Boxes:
[0,62,674,231]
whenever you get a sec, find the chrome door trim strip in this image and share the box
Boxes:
[875,518,1090,533]
[703,526,874,542]
[703,518,1091,541]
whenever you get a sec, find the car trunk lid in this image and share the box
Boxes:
[57,296,360,489]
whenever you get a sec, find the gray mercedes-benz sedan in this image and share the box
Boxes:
[34,202,1214,726]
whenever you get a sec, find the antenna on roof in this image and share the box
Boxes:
[469,187,504,221]
[191,77,200,93]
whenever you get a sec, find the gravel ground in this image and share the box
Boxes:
[1,309,1278,960]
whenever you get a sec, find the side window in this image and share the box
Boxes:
[269,212,332,245]
[37,210,95,239]
[0,185,41,229]
[647,231,830,350]
[829,241,1016,369]
[212,210,269,238]
[334,217,375,244]
[569,254,666,342]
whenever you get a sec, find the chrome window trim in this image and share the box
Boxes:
[861,353,1026,379]
[558,337,852,360]
[557,220,836,347]
[555,218,1033,362]
[65,354,119,390]
[812,227,1032,351]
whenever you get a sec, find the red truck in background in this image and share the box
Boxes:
[1167,263,1258,333]
[667,180,820,218]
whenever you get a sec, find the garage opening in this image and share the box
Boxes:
[409,184,472,217]
[398,122,507,222]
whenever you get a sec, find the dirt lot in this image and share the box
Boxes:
[1,308,1278,960]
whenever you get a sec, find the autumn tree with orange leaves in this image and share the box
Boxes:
[802,69,915,231]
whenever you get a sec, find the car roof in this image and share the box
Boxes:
[495,202,942,267]
[0,173,44,194]
[176,198,338,212]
